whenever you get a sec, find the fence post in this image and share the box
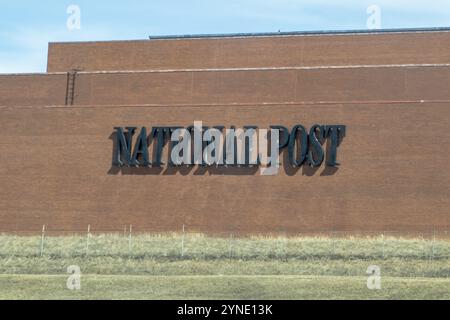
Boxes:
[430,230,436,262]
[86,225,91,256]
[128,225,133,256]
[278,233,286,260]
[181,224,185,258]
[228,233,233,259]
[331,231,336,256]
[40,225,46,257]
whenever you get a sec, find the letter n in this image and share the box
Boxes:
[112,127,136,167]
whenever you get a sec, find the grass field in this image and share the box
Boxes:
[0,233,449,299]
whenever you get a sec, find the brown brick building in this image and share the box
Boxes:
[0,28,449,233]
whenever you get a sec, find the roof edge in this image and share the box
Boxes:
[48,27,450,45]
[148,27,450,40]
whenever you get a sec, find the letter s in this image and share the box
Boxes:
[308,125,325,167]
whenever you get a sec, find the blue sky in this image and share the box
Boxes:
[1,0,450,73]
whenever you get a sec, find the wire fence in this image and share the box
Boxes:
[1,226,450,258]
[1,226,449,277]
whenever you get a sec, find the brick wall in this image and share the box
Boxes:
[48,31,450,72]
[0,102,448,232]
[0,30,449,232]
[2,66,450,107]
[0,74,67,107]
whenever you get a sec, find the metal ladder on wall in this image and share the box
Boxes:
[65,69,78,106]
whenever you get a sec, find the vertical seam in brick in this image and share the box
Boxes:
[65,72,70,106]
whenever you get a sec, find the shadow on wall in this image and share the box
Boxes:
[107,133,343,177]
